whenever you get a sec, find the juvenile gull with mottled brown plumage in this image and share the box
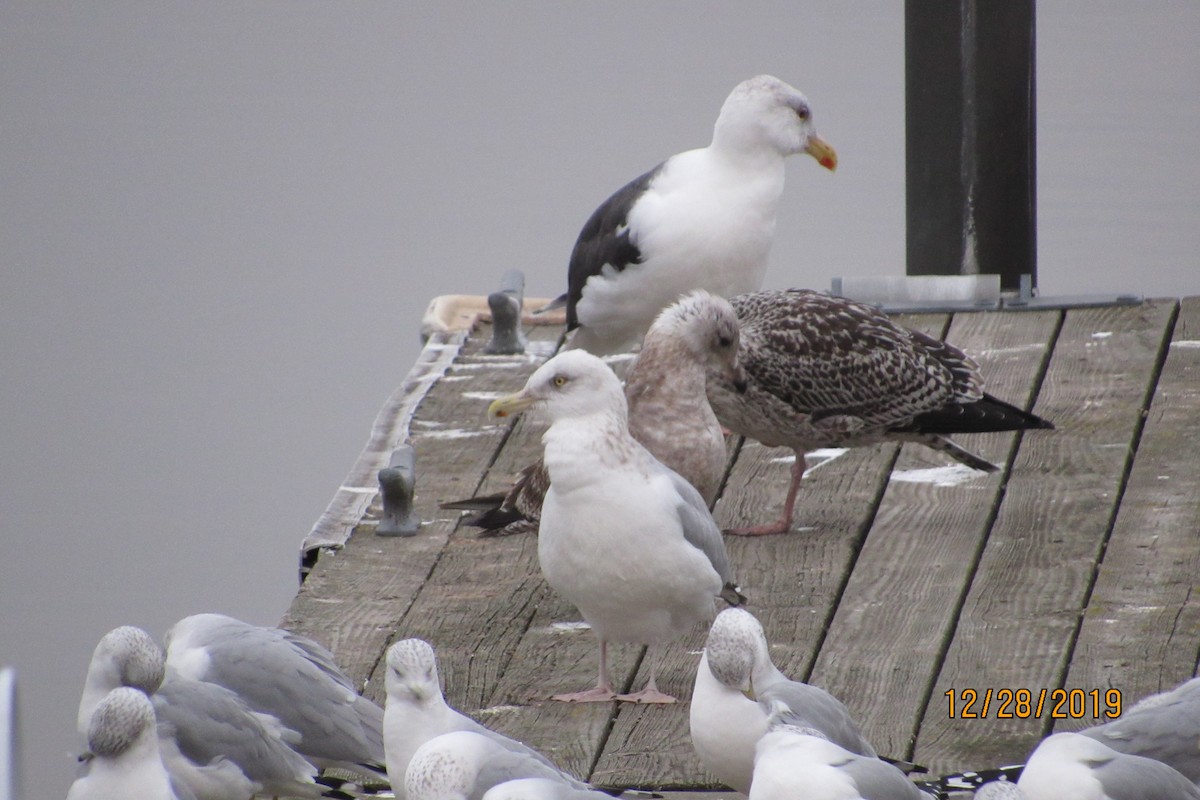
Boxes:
[443,291,745,533]
[706,288,1054,535]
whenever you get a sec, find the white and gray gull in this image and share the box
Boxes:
[487,349,744,703]
[69,687,179,800]
[690,608,880,794]
[445,291,746,534]
[384,638,587,799]
[551,75,837,355]
[706,288,1054,535]
[405,731,595,800]
[164,613,386,782]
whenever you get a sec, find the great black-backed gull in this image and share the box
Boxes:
[383,639,586,798]
[487,350,743,703]
[690,608,879,794]
[552,75,837,355]
[445,291,744,534]
[705,289,1054,535]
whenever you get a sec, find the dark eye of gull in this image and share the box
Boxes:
[795,106,810,121]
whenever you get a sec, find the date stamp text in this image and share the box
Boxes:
[945,688,1122,720]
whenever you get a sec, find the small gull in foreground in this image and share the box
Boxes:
[706,288,1054,535]
[1009,732,1200,799]
[405,731,590,800]
[165,613,386,781]
[488,350,744,702]
[384,638,586,799]
[77,625,323,799]
[690,608,876,793]
[69,687,178,800]
[481,778,614,800]
[748,710,930,800]
[1078,675,1200,784]
[552,75,836,354]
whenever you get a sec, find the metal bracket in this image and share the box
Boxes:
[376,445,420,537]
[483,270,528,354]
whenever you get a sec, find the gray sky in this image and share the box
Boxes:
[1,2,1197,795]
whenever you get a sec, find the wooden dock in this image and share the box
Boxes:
[282,296,1199,793]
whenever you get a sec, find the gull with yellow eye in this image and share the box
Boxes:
[544,74,837,355]
[446,290,745,534]
[488,349,745,703]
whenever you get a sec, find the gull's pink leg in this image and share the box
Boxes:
[617,647,677,704]
[725,449,806,536]
[552,639,618,702]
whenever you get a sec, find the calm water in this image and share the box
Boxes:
[1,2,1196,795]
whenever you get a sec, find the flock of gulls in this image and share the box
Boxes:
[69,75,1189,800]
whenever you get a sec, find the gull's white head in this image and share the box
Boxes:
[703,608,770,693]
[405,730,494,800]
[79,626,165,735]
[712,75,837,170]
[85,686,159,758]
[488,350,626,425]
[385,638,442,705]
[649,291,746,390]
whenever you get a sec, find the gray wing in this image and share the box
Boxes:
[1090,750,1200,800]
[1081,678,1200,783]
[183,621,385,765]
[757,682,876,758]
[478,728,587,790]
[836,752,930,800]
[469,747,582,800]
[664,468,741,598]
[154,676,316,788]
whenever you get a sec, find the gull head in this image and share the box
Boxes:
[651,291,747,392]
[86,686,158,758]
[90,626,165,695]
[713,75,837,170]
[385,638,442,705]
[703,608,765,693]
[488,350,626,425]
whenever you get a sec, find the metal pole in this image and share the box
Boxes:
[906,0,1036,292]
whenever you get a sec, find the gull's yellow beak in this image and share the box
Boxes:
[487,390,536,419]
[805,134,838,172]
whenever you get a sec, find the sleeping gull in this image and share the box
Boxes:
[1010,732,1200,799]
[445,291,745,534]
[552,75,837,354]
[69,687,178,800]
[77,625,323,799]
[384,638,586,798]
[164,613,386,781]
[405,731,587,800]
[488,349,744,702]
[481,778,614,800]
[706,288,1055,534]
[1078,676,1200,784]
[748,719,930,800]
[690,608,876,793]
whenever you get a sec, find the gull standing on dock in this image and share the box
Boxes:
[446,291,745,533]
[552,75,837,355]
[488,350,744,703]
[383,638,586,798]
[690,608,878,794]
[706,288,1055,535]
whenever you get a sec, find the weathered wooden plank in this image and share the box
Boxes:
[591,317,948,788]
[913,299,1178,774]
[808,309,1059,761]
[282,325,556,690]
[1056,297,1199,717]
